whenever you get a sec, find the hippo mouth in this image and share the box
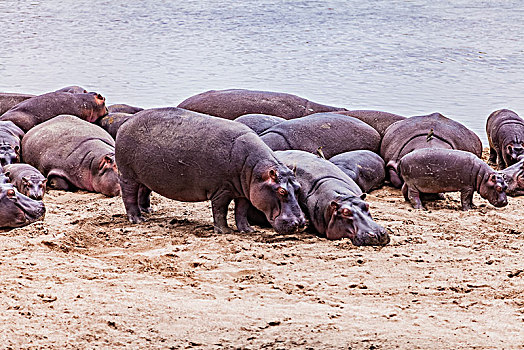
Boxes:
[16,202,45,226]
[351,226,390,246]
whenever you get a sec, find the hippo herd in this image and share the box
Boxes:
[1,86,523,247]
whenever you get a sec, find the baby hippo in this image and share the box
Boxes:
[0,121,25,166]
[399,148,508,210]
[486,109,524,169]
[500,159,524,196]
[3,163,47,200]
[0,182,45,228]
[329,150,386,193]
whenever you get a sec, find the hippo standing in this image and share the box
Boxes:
[334,110,406,138]
[0,182,45,228]
[500,158,524,196]
[115,107,306,234]
[399,148,507,210]
[259,113,381,158]
[381,112,483,188]
[177,89,346,120]
[97,113,136,139]
[329,150,386,193]
[107,104,144,114]
[3,163,47,200]
[486,109,524,169]
[0,121,24,167]
[0,93,35,116]
[22,115,120,197]
[234,114,286,135]
[0,91,108,132]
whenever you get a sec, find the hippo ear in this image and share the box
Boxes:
[22,176,30,184]
[99,155,114,170]
[330,201,340,211]
[96,93,105,101]
[14,145,20,153]
[268,169,278,182]
[489,173,497,183]
[360,193,366,200]
[4,171,10,178]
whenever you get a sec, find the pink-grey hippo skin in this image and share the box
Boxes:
[0,121,25,166]
[0,93,35,116]
[115,107,306,234]
[0,182,45,228]
[381,112,483,188]
[274,150,389,245]
[55,86,88,94]
[107,104,144,114]
[97,112,136,139]
[21,115,120,197]
[177,89,347,120]
[486,109,524,169]
[259,113,381,158]
[0,91,108,132]
[234,114,286,135]
[329,150,386,193]
[3,163,47,200]
[399,148,508,211]
[334,110,406,138]
[500,158,524,196]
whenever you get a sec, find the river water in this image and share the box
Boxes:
[1,0,523,145]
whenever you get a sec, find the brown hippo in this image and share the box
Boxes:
[55,86,88,93]
[259,113,381,158]
[107,104,144,114]
[177,89,346,120]
[234,114,286,135]
[334,110,406,138]
[399,148,507,210]
[273,150,389,245]
[96,112,136,139]
[329,150,386,193]
[0,182,45,228]
[115,107,306,234]
[500,158,524,196]
[486,109,524,169]
[0,121,24,166]
[0,93,35,116]
[22,115,120,197]
[3,163,47,200]
[381,112,483,188]
[0,91,108,132]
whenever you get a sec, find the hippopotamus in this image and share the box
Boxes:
[271,150,389,245]
[500,158,524,196]
[96,112,136,139]
[55,86,88,93]
[0,182,45,228]
[0,93,35,116]
[381,112,483,188]
[115,107,306,234]
[0,91,108,132]
[329,150,386,193]
[486,109,524,169]
[334,110,406,137]
[177,89,346,120]
[107,104,144,114]
[259,113,381,158]
[234,114,286,135]
[3,163,47,200]
[0,121,25,166]
[399,148,507,210]
[22,115,120,197]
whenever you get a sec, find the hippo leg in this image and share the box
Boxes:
[402,183,424,209]
[460,187,475,210]
[211,192,234,234]
[120,177,145,223]
[234,198,255,233]
[488,147,497,165]
[496,150,506,169]
[138,185,152,214]
[48,176,74,191]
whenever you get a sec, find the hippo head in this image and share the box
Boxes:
[19,175,47,200]
[479,173,508,207]
[325,195,390,246]
[83,92,108,122]
[0,183,45,228]
[505,142,524,166]
[92,154,121,197]
[501,159,524,196]
[0,144,19,167]
[249,164,306,234]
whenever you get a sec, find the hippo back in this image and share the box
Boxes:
[234,114,286,135]
[329,150,386,192]
[0,93,35,116]
[334,110,406,137]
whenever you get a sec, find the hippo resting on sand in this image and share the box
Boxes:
[260,113,381,158]
[107,104,144,114]
[0,93,35,116]
[234,114,286,135]
[0,181,45,228]
[486,109,524,169]
[22,115,120,197]
[115,107,306,234]
[0,121,24,166]
[334,110,406,138]
[0,91,108,132]
[55,86,88,94]
[177,89,346,120]
[399,148,508,210]
[3,163,46,200]
[97,112,136,139]
[500,158,524,196]
[381,112,483,188]
[329,150,386,193]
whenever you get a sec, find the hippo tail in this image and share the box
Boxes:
[386,160,403,188]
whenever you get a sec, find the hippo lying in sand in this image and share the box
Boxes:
[0,93,35,116]
[500,158,524,196]
[97,113,136,139]
[0,181,45,228]
[0,121,24,166]
[329,150,386,193]
[334,110,406,138]
[486,109,524,169]
[55,86,88,94]
[4,163,47,200]
[107,104,144,114]
[115,107,306,235]
[234,114,286,135]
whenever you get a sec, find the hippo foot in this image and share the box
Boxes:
[214,225,233,234]
[237,225,255,234]
[128,214,146,224]
[140,206,152,214]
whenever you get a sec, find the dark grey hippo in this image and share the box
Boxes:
[0,93,35,116]
[0,121,24,166]
[381,112,483,188]
[115,107,306,235]
[274,150,389,245]
[399,148,507,210]
[22,115,120,197]
[3,163,47,200]
[500,158,524,196]
[486,109,524,169]
[55,86,88,94]
[107,104,144,114]
[177,89,346,120]
[234,114,286,135]
[259,113,381,158]
[0,91,108,132]
[329,150,386,193]
[97,112,136,139]
[334,110,406,138]
[0,182,45,228]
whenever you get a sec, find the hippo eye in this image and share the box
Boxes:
[6,189,16,198]
[341,208,352,217]
[277,187,288,197]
